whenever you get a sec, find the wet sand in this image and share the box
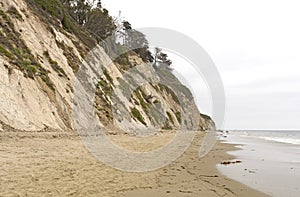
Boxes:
[218,132,300,197]
[0,130,268,196]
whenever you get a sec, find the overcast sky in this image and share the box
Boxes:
[102,0,300,130]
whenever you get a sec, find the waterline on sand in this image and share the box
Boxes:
[217,131,300,197]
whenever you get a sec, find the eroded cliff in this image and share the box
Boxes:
[0,0,215,134]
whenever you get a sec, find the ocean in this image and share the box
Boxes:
[230,130,300,145]
[217,130,300,197]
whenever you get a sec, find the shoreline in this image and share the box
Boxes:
[122,132,268,196]
[0,131,268,196]
[218,131,300,197]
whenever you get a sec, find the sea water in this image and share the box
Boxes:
[217,130,300,197]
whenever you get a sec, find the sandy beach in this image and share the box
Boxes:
[0,130,268,197]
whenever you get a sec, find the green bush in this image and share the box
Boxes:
[175,111,182,124]
[28,65,38,73]
[0,7,54,90]
[166,111,174,124]
[27,65,39,77]
[61,14,76,32]
[134,89,150,115]
[98,79,113,97]
[131,107,146,126]
[103,69,114,85]
[0,44,13,59]
[43,50,67,77]
[31,0,63,18]
[12,47,22,58]
[158,84,180,105]
[153,100,160,104]
[40,71,54,90]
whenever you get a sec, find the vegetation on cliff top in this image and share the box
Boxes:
[22,0,175,76]
[0,0,195,130]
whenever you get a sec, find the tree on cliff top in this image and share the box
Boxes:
[62,0,115,41]
[154,47,172,70]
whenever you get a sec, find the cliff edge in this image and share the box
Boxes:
[0,0,215,134]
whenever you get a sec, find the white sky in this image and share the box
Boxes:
[102,0,300,130]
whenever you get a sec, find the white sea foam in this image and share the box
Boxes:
[231,130,300,145]
[258,136,300,145]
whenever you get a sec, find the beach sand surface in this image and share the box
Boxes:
[0,131,268,196]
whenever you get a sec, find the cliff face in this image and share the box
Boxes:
[0,0,215,133]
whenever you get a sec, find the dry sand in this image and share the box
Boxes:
[0,130,269,197]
